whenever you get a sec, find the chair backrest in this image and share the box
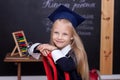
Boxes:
[42,54,70,80]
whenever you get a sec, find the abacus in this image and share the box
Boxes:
[11,30,28,57]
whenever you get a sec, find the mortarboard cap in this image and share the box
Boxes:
[48,5,85,28]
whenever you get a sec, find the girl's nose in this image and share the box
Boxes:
[58,34,62,39]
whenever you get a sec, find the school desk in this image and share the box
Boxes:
[4,53,42,80]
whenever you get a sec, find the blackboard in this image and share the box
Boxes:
[0,0,101,76]
[113,0,120,74]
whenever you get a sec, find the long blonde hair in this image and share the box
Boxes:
[50,19,89,80]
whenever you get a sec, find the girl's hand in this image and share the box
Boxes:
[37,44,57,56]
[40,49,50,56]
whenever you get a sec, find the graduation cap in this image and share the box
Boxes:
[48,5,85,28]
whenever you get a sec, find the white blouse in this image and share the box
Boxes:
[51,44,71,63]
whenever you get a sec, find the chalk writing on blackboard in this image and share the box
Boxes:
[41,0,99,36]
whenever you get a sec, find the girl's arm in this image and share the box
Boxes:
[51,50,76,72]
[27,43,41,59]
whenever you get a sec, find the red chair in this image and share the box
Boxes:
[89,69,101,80]
[42,53,100,80]
[42,54,70,80]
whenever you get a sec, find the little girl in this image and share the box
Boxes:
[28,5,89,80]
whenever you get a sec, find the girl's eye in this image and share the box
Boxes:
[54,31,58,34]
[63,33,68,35]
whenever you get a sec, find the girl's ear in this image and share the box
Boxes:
[70,37,73,40]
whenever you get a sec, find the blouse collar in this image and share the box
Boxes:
[61,44,71,56]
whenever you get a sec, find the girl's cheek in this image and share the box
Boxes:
[52,35,57,39]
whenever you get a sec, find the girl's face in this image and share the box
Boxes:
[52,19,73,49]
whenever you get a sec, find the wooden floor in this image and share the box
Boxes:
[0,76,47,80]
[101,74,120,80]
[0,75,120,80]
